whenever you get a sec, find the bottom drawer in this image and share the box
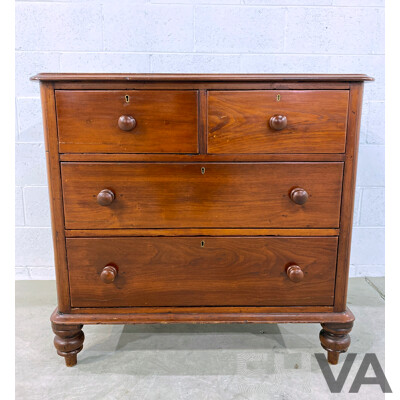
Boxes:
[67,237,338,308]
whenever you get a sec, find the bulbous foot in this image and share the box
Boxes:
[319,321,353,365]
[51,323,84,367]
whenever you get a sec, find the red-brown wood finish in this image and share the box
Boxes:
[64,228,340,237]
[31,73,373,82]
[54,82,353,91]
[286,264,305,283]
[100,265,118,284]
[66,236,338,307]
[56,90,198,153]
[320,321,354,365]
[334,82,364,312]
[51,306,355,324]
[208,90,349,154]
[61,162,343,229]
[33,74,371,366]
[59,153,346,162]
[51,323,84,367]
[70,305,334,314]
[40,82,70,313]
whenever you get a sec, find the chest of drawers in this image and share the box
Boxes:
[32,73,372,367]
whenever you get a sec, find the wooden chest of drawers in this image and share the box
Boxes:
[32,73,372,367]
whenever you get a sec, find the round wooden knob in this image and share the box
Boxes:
[290,187,308,205]
[269,114,287,130]
[286,265,304,283]
[97,189,115,206]
[118,115,137,131]
[100,265,118,284]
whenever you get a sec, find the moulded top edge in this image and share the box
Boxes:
[30,73,374,82]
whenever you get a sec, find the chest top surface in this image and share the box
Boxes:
[31,73,373,82]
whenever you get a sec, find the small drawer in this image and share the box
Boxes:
[61,162,344,229]
[55,90,198,153]
[67,237,338,307]
[208,90,349,154]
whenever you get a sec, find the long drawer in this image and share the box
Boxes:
[208,90,349,154]
[61,162,344,229]
[55,90,199,153]
[67,237,338,307]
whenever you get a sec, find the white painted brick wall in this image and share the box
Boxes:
[15,0,385,279]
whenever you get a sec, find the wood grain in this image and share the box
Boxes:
[51,307,355,325]
[33,74,370,367]
[53,82,352,91]
[334,83,364,312]
[198,89,208,154]
[51,323,84,367]
[208,90,349,154]
[56,90,198,153]
[320,321,354,365]
[64,228,340,237]
[61,162,344,229]
[70,305,334,314]
[59,153,346,162]
[66,236,338,307]
[40,82,71,312]
[31,73,374,82]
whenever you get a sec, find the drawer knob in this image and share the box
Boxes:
[100,265,118,284]
[118,115,137,131]
[290,187,308,205]
[269,114,287,131]
[97,189,115,206]
[286,265,304,283]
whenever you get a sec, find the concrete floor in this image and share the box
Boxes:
[16,278,385,400]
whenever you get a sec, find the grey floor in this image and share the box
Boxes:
[16,278,385,400]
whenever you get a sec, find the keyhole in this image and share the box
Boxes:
[276,94,281,101]
[201,240,205,248]
[201,167,205,174]
[125,95,130,103]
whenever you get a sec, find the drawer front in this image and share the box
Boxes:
[62,162,343,229]
[67,237,338,307]
[56,90,198,153]
[208,90,348,154]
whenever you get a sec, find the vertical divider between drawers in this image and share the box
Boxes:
[198,89,208,154]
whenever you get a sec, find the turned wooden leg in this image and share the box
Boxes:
[51,323,84,367]
[319,321,353,365]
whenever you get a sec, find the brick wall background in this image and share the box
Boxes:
[15,0,385,279]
